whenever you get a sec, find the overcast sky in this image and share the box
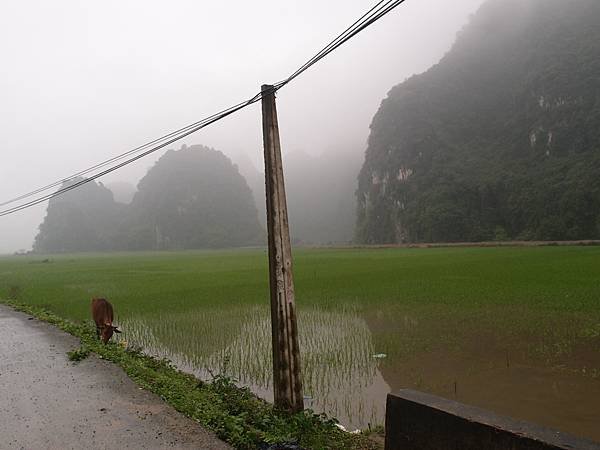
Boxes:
[0,0,483,254]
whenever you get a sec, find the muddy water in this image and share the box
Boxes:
[378,349,600,441]
[120,306,600,442]
[367,308,600,442]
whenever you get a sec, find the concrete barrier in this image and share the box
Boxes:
[385,389,600,450]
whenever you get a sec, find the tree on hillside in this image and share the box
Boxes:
[34,146,265,252]
[34,178,123,252]
[356,0,600,243]
[119,144,264,249]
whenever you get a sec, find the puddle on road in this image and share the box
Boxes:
[120,306,600,441]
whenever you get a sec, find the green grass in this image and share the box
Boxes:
[67,344,91,362]
[1,246,599,436]
[2,246,599,360]
[2,247,599,317]
[2,299,379,450]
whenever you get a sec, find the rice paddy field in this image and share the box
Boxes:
[1,246,599,441]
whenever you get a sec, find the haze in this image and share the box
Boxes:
[0,0,483,254]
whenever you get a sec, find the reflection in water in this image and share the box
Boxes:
[365,309,600,442]
[121,307,390,429]
[120,305,600,441]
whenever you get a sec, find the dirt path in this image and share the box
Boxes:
[0,304,232,450]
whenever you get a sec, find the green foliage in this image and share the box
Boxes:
[67,345,91,362]
[493,226,509,242]
[356,0,600,244]
[33,145,264,253]
[120,145,264,250]
[34,179,124,252]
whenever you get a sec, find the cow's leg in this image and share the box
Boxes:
[96,326,101,340]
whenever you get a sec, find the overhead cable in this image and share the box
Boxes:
[0,93,263,217]
[0,0,408,217]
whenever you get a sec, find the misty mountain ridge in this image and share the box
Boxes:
[239,148,362,245]
[34,142,362,252]
[34,145,263,252]
[34,179,125,252]
[105,181,136,204]
[284,149,361,245]
[356,0,600,243]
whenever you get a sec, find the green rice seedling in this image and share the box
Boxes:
[1,246,599,438]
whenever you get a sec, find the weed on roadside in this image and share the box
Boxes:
[1,299,380,450]
[67,345,91,362]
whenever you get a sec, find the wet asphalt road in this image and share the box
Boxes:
[0,304,232,450]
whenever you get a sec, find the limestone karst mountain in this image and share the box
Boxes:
[34,145,264,252]
[356,0,600,243]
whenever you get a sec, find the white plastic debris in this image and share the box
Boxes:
[335,423,361,434]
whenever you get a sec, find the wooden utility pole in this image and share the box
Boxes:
[261,84,304,413]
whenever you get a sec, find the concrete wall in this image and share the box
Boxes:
[385,389,600,450]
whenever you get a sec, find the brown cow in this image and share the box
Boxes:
[91,298,121,344]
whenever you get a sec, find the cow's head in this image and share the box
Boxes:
[101,323,121,344]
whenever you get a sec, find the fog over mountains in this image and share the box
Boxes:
[5,0,600,251]
[0,0,485,254]
[239,148,361,245]
[34,146,264,252]
[34,142,360,252]
[356,0,600,243]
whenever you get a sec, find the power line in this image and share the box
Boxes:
[0,0,408,217]
[1,0,407,213]
[0,93,263,217]
[275,0,407,88]
[0,93,263,209]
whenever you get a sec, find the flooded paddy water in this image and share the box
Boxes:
[2,246,599,442]
[121,306,389,429]
[120,303,600,442]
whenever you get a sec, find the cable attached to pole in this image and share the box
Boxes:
[0,0,409,217]
[0,93,263,217]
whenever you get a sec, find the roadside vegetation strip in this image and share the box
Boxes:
[1,299,380,450]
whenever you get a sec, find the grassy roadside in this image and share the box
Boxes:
[1,299,381,450]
